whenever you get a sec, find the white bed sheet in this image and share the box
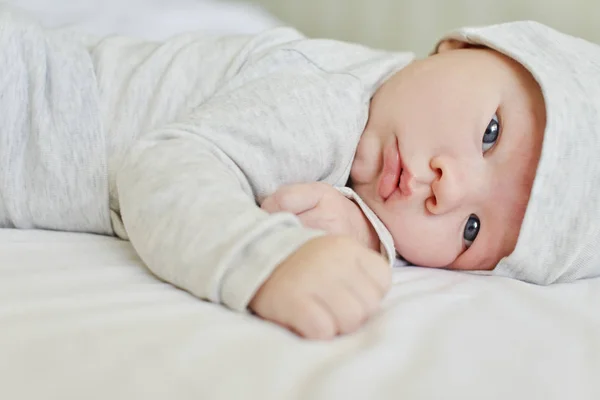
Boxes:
[1,228,599,400]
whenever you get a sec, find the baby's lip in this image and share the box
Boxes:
[378,141,401,201]
[398,163,414,196]
[378,139,413,200]
[377,139,415,202]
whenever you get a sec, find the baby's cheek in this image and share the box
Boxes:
[396,241,457,268]
[350,135,382,184]
[349,159,370,184]
[390,215,461,268]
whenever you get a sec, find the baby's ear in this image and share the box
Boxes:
[434,39,470,54]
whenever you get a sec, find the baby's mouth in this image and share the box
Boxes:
[378,140,414,200]
[378,141,402,201]
[398,167,413,196]
[394,168,404,196]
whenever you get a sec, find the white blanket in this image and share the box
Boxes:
[1,228,599,399]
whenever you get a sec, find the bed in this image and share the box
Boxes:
[2,1,599,399]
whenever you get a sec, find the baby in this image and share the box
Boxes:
[1,6,599,340]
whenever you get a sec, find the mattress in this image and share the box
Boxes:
[1,228,599,400]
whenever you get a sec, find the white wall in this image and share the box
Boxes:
[252,0,600,55]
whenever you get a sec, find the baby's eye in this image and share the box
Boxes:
[463,214,480,249]
[482,114,500,152]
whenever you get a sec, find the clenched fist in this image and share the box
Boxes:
[249,235,392,340]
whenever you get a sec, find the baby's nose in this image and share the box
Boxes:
[426,155,471,214]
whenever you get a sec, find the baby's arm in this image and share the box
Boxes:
[117,131,390,339]
[117,131,322,312]
[114,65,394,338]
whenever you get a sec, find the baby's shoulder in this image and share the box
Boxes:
[247,30,414,96]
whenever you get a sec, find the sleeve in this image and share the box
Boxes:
[334,187,397,266]
[115,49,370,312]
[117,130,326,312]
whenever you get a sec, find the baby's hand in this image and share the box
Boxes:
[261,182,380,252]
[249,235,391,340]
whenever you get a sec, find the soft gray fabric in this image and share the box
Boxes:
[0,7,111,234]
[437,21,600,284]
[0,6,412,311]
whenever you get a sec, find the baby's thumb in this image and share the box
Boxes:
[261,183,326,215]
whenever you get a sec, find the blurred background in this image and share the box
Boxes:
[5,0,599,56]
[252,0,599,55]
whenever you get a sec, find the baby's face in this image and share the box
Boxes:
[350,45,546,271]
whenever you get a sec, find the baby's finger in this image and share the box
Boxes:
[342,276,385,317]
[296,208,340,234]
[260,194,282,213]
[261,183,329,215]
[357,253,393,296]
[286,297,337,340]
[314,286,368,335]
